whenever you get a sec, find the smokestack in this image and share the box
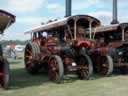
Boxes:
[65,0,72,17]
[111,0,119,24]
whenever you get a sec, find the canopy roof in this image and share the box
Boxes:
[94,23,128,33]
[0,9,16,34]
[24,15,100,34]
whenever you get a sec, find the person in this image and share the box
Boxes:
[96,36,105,47]
[99,37,106,46]
[39,31,48,46]
[10,48,16,59]
[8,48,11,58]
[42,31,48,38]
[77,25,85,39]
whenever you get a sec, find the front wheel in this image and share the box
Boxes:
[97,55,113,76]
[48,55,64,83]
[77,54,93,80]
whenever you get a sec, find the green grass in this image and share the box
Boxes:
[1,58,128,96]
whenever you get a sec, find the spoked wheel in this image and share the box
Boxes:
[24,42,40,74]
[77,54,93,80]
[48,55,64,83]
[97,55,113,76]
[0,59,10,89]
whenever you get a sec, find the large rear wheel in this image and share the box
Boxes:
[48,55,64,83]
[24,42,40,74]
[77,54,93,80]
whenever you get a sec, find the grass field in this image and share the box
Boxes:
[1,57,128,96]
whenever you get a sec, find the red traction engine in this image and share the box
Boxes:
[24,15,100,83]
[90,23,128,75]
[0,10,15,89]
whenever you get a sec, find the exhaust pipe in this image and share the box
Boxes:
[111,0,119,24]
[65,0,72,17]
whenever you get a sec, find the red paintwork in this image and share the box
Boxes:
[99,47,109,55]
[108,41,124,48]
[72,38,96,49]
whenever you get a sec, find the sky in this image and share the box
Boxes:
[0,0,128,40]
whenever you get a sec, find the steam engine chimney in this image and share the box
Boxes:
[111,0,119,24]
[65,0,72,17]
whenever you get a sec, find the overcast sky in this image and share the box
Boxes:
[0,0,127,40]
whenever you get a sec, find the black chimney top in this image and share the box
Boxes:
[65,0,72,17]
[111,0,119,24]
